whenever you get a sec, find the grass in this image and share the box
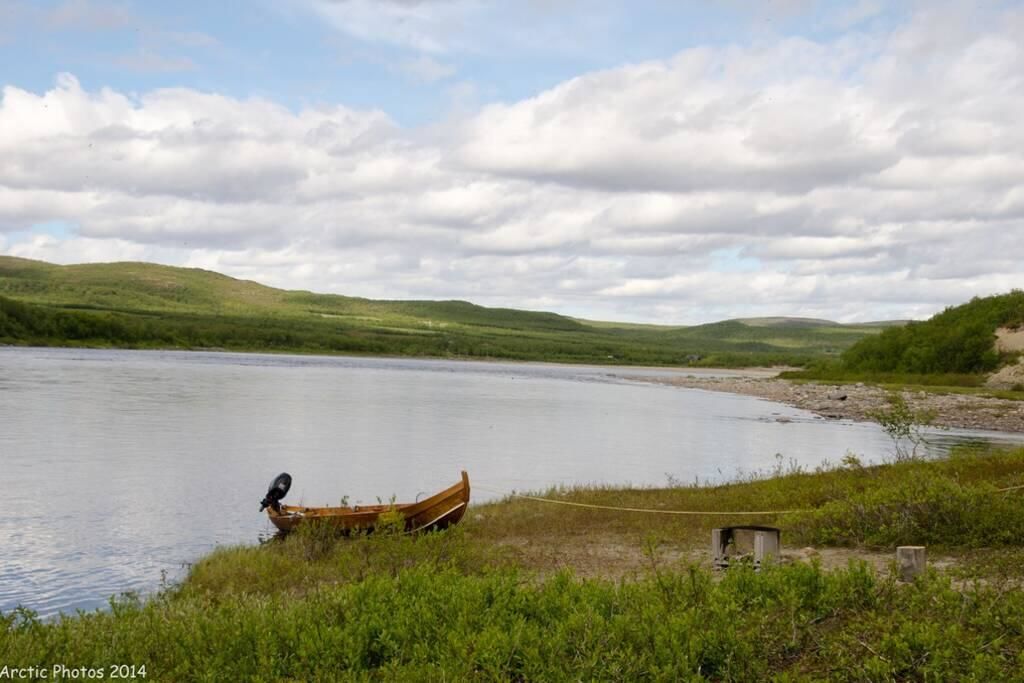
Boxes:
[5,447,1024,680]
[0,256,886,368]
[467,446,1024,559]
[9,560,1024,681]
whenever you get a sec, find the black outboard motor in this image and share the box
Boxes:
[260,473,292,512]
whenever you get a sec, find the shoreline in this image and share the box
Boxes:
[0,343,799,378]
[627,372,1024,433]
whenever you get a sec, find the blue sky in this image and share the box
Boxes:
[0,1,1021,324]
[1,0,909,125]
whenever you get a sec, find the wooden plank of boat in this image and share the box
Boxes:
[265,471,470,534]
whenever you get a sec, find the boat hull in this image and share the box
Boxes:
[266,471,470,534]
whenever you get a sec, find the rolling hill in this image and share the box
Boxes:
[0,256,892,367]
[780,290,1024,387]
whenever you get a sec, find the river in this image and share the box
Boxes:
[2,346,1022,616]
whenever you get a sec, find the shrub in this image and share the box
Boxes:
[786,471,1024,548]
[839,290,1024,375]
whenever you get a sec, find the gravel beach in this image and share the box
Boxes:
[627,372,1024,433]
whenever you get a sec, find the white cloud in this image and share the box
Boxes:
[305,0,481,54]
[299,0,625,62]
[1,6,1023,324]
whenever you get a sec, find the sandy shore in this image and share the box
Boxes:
[624,371,1024,433]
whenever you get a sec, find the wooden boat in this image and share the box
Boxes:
[264,471,470,534]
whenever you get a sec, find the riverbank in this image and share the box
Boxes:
[5,448,1024,679]
[629,371,1024,432]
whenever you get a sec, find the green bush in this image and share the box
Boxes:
[4,560,1024,681]
[839,290,1024,375]
[786,471,1024,548]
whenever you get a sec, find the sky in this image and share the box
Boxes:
[0,0,1022,325]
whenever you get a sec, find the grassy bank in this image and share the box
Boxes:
[9,560,1024,681]
[5,448,1024,680]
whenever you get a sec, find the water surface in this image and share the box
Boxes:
[2,346,1022,616]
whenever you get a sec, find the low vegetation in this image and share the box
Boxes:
[4,446,1024,680]
[8,559,1024,681]
[469,444,1024,555]
[786,291,1024,386]
[0,256,887,367]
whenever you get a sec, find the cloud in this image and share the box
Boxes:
[1,5,1023,324]
[300,0,620,60]
[304,0,480,53]
[455,42,903,195]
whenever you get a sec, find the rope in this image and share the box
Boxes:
[473,485,806,516]
[473,480,1024,517]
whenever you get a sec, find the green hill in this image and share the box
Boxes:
[782,291,1024,386]
[733,316,838,328]
[0,256,888,366]
[839,291,1024,375]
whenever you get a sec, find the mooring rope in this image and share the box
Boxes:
[473,485,807,515]
[473,480,1024,517]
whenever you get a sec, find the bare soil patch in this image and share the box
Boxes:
[487,532,954,581]
[996,326,1024,352]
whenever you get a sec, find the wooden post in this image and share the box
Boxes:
[896,546,926,581]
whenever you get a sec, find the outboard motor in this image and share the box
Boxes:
[260,473,292,512]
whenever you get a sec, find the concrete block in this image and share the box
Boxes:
[897,546,926,581]
[712,526,781,571]
[754,530,780,568]
[711,528,727,569]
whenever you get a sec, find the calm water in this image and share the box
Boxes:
[2,346,1023,616]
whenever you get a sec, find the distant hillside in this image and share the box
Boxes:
[0,256,891,366]
[838,291,1024,375]
[0,256,588,332]
[856,320,912,329]
[734,316,838,328]
[664,319,882,356]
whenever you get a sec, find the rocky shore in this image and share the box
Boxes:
[630,373,1024,433]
